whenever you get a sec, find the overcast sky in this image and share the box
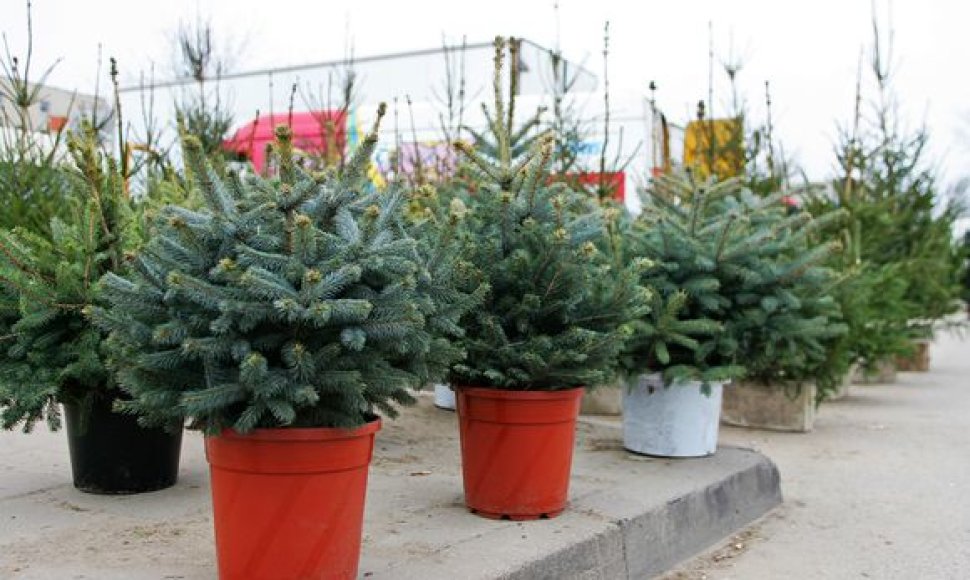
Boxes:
[2,0,968,195]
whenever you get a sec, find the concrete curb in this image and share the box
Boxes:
[363,412,783,580]
[503,446,782,579]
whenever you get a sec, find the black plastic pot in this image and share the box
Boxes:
[63,395,182,494]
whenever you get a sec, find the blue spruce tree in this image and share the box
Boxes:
[446,37,646,390]
[632,172,847,396]
[96,106,484,432]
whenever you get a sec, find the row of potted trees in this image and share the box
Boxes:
[0,38,909,579]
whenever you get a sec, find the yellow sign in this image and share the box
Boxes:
[682,118,744,181]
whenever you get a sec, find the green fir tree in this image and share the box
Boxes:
[632,172,847,397]
[446,37,645,390]
[462,37,545,163]
[804,19,965,378]
[0,125,146,431]
[962,232,970,306]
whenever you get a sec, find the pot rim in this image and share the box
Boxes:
[629,372,730,388]
[453,385,584,400]
[210,417,382,442]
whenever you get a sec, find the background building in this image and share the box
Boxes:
[0,79,109,141]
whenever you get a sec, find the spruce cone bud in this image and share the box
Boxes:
[633,257,656,270]
[181,338,199,353]
[294,214,312,228]
[181,135,204,154]
[305,269,322,284]
[243,352,267,368]
[639,286,655,302]
[449,198,468,221]
[365,205,381,219]
[554,227,568,241]
[274,125,293,142]
[417,184,437,200]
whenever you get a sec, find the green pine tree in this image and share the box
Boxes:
[802,26,966,375]
[462,37,544,163]
[96,106,482,433]
[445,37,645,390]
[842,132,963,332]
[962,232,970,306]
[805,19,965,375]
[0,3,75,235]
[0,124,149,432]
[631,172,847,397]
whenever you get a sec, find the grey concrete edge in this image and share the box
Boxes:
[502,452,783,580]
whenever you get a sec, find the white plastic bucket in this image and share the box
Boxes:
[622,373,724,458]
[433,384,456,410]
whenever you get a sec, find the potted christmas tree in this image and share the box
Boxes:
[619,175,743,457]
[96,109,481,579]
[698,180,846,432]
[446,38,645,520]
[0,126,184,494]
[800,189,915,393]
[628,172,846,440]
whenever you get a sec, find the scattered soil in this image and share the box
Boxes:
[660,515,774,580]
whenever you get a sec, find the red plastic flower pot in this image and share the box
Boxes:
[455,386,584,520]
[204,419,381,580]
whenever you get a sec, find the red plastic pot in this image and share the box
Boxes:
[204,419,381,580]
[455,386,584,520]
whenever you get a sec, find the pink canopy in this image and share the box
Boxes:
[223,110,347,173]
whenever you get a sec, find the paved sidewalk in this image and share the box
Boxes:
[1,389,779,579]
[8,329,959,579]
[663,330,970,580]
